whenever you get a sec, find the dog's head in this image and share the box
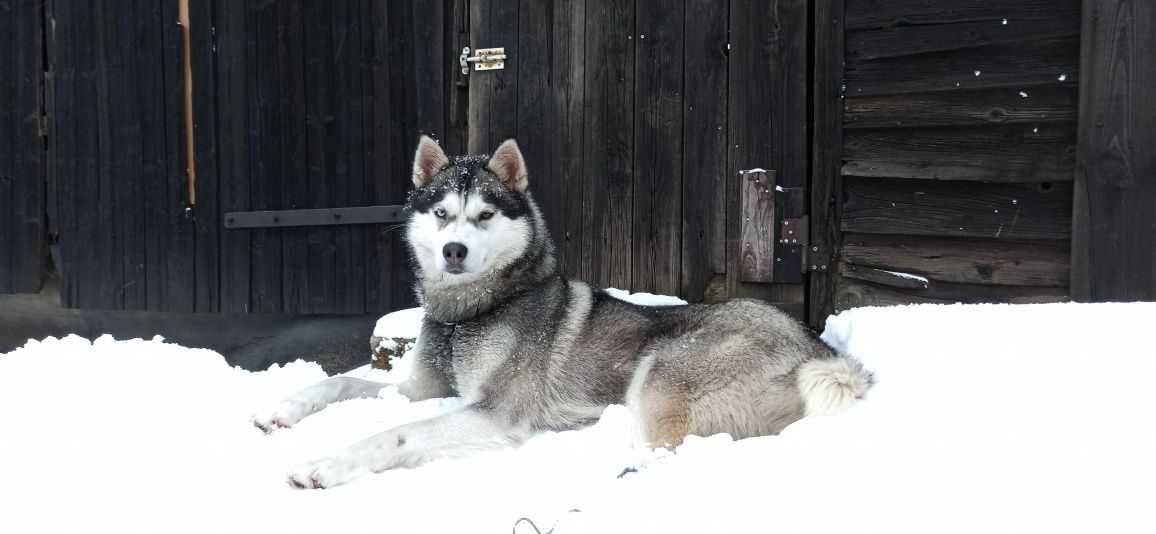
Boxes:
[403,136,535,284]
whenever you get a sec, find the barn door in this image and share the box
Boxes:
[465,0,810,313]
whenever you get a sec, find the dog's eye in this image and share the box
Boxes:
[478,211,494,221]
[434,207,447,218]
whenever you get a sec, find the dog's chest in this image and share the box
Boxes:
[447,322,519,402]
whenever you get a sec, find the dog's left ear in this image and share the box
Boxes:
[487,139,528,192]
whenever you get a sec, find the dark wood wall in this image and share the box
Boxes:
[815,0,1082,315]
[46,0,458,313]
[1071,0,1156,301]
[1,0,45,295]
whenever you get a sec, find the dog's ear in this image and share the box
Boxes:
[412,135,449,188]
[487,139,528,192]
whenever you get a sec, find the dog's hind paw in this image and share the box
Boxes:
[287,456,365,490]
[251,399,312,433]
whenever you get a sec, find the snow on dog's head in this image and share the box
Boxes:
[404,136,536,284]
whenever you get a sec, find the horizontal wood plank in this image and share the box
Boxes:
[845,38,1079,96]
[843,124,1075,182]
[842,177,1072,240]
[844,86,1077,129]
[845,0,1080,30]
[848,16,1079,61]
[834,276,1068,311]
[841,233,1069,286]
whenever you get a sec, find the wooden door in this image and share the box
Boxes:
[466,0,809,314]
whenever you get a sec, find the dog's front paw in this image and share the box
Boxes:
[251,399,312,433]
[287,455,367,490]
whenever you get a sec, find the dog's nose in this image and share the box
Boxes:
[443,242,468,266]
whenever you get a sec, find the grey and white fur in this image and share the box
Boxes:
[252,136,874,489]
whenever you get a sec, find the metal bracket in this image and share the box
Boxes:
[460,47,506,75]
[224,205,405,229]
[779,217,809,247]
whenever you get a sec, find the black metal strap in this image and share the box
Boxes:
[223,205,406,229]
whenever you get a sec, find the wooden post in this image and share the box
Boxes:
[178,0,195,207]
[1072,0,1156,301]
[809,0,844,328]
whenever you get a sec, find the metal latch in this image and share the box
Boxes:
[460,47,506,75]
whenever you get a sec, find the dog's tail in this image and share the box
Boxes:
[796,356,874,416]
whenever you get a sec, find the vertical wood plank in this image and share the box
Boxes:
[140,0,171,311]
[809,0,844,327]
[516,0,587,275]
[444,0,470,157]
[162,0,197,312]
[0,0,16,293]
[280,0,310,313]
[726,0,809,299]
[581,0,635,290]
[1073,0,1156,300]
[112,0,146,309]
[468,0,519,154]
[9,0,45,293]
[739,170,776,282]
[247,0,283,312]
[632,0,684,295]
[190,0,219,312]
[680,0,728,301]
[214,0,251,312]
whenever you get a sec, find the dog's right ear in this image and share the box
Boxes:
[412,135,449,188]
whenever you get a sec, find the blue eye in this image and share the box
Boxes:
[479,211,494,221]
[434,207,447,218]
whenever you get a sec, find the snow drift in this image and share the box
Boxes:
[1,300,1153,534]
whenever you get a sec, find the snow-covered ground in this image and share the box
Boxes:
[1,299,1154,534]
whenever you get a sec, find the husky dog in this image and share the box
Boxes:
[253,136,873,489]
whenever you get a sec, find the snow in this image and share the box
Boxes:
[2,301,1155,534]
[372,306,424,338]
[604,287,688,307]
[879,269,930,286]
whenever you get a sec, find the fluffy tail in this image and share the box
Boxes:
[796,356,874,416]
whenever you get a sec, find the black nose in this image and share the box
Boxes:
[443,242,468,266]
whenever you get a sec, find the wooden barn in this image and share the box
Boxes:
[1,0,1153,329]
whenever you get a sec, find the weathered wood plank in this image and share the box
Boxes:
[843,124,1076,182]
[0,0,16,293]
[845,38,1079,96]
[632,0,684,296]
[809,0,845,327]
[1072,0,1156,301]
[847,16,1079,61]
[467,0,518,154]
[138,0,169,310]
[249,0,291,312]
[161,0,196,312]
[845,0,1081,31]
[189,0,219,312]
[842,177,1073,240]
[331,0,367,314]
[739,171,776,283]
[301,0,336,313]
[9,0,45,294]
[110,0,145,309]
[726,0,809,296]
[516,0,586,279]
[834,276,1068,312]
[214,0,251,312]
[681,0,728,301]
[580,0,634,289]
[366,0,417,312]
[842,233,1069,287]
[844,86,1078,129]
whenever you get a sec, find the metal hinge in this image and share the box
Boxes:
[460,47,506,75]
